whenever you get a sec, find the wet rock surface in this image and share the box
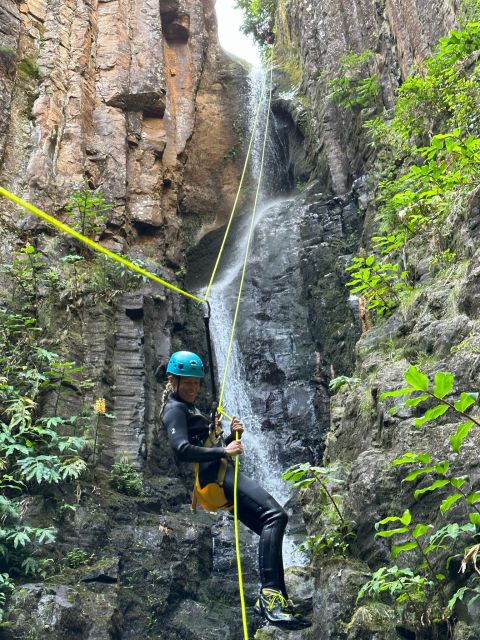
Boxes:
[234,182,361,464]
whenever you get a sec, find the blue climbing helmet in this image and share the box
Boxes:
[166,351,205,378]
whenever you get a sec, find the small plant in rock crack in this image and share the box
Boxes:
[361,365,480,630]
[88,398,115,469]
[345,254,410,318]
[329,375,361,393]
[109,455,144,497]
[63,547,95,569]
[1,243,47,314]
[64,187,111,239]
[327,49,381,110]
[282,463,353,558]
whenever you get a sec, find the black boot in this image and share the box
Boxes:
[254,588,311,630]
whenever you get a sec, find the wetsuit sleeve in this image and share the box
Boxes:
[164,402,227,463]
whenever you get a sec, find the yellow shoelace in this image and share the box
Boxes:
[262,589,290,612]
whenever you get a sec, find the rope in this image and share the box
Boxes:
[218,59,273,415]
[1,49,276,640]
[0,187,205,304]
[219,56,275,640]
[204,80,266,301]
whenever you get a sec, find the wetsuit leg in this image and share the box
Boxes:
[223,467,288,596]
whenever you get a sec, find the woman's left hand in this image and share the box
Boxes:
[230,416,244,439]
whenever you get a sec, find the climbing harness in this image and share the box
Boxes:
[0,49,276,640]
[191,424,231,513]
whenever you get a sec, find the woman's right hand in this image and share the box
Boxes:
[224,440,244,458]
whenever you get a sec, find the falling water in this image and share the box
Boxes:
[202,66,307,566]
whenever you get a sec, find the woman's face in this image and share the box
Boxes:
[170,375,201,404]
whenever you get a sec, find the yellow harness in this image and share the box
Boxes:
[191,426,232,513]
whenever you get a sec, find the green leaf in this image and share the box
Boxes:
[440,494,463,514]
[414,479,450,499]
[412,524,432,538]
[414,404,449,427]
[454,392,478,413]
[433,372,454,399]
[400,509,412,526]
[450,421,474,453]
[403,466,435,482]
[469,513,480,525]
[447,586,470,613]
[405,394,430,407]
[451,476,468,489]
[466,492,480,504]
[380,387,415,400]
[435,460,450,475]
[391,542,418,558]
[376,527,409,538]
[404,366,429,391]
[393,452,431,466]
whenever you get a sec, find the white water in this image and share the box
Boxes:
[201,67,305,566]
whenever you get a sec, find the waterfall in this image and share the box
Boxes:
[201,66,309,566]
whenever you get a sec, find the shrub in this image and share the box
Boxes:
[109,456,144,497]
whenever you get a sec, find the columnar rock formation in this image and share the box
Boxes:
[0,0,247,254]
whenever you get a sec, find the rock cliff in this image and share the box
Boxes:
[1,0,480,639]
[266,1,480,639]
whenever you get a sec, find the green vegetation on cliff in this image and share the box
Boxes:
[0,189,151,621]
[343,21,480,320]
[235,0,276,44]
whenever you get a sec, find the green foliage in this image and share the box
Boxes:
[109,456,144,497]
[283,463,352,558]
[64,188,111,239]
[345,254,410,317]
[363,366,480,627]
[329,375,361,393]
[365,23,480,239]
[234,0,276,44]
[328,50,381,109]
[0,573,15,622]
[63,548,94,569]
[358,565,433,604]
[1,243,46,313]
[458,0,480,27]
[0,309,89,610]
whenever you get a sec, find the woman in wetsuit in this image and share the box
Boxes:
[162,351,310,630]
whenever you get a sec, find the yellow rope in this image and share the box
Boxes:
[219,56,274,640]
[233,429,247,637]
[0,186,205,304]
[218,60,273,415]
[1,51,276,640]
[204,80,266,301]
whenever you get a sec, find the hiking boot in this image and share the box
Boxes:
[255,588,311,630]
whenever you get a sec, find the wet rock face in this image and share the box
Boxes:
[234,181,361,464]
[1,489,227,640]
[276,0,456,194]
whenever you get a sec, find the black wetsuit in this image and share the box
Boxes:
[163,392,288,596]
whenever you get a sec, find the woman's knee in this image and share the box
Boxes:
[267,504,288,529]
